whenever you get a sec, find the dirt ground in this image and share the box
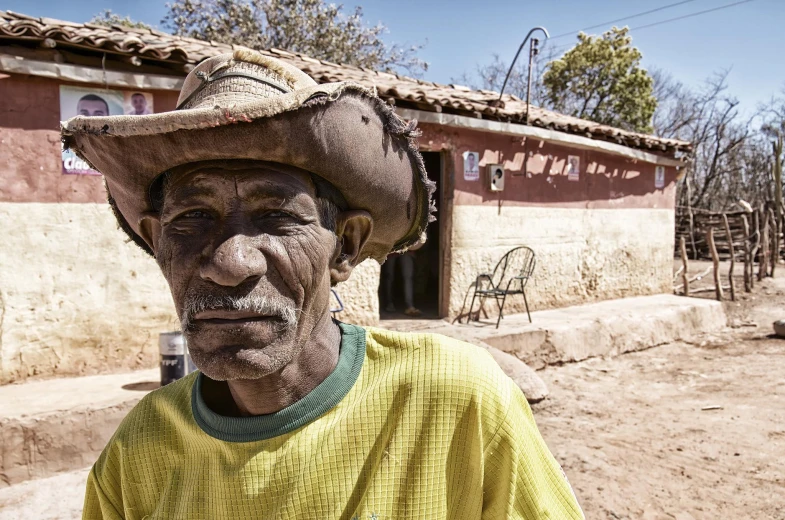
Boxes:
[534,262,785,519]
[1,262,783,519]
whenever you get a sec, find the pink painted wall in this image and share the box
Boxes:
[417,122,679,210]
[0,73,178,203]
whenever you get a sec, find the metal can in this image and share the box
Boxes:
[159,332,193,386]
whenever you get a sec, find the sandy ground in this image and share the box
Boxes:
[534,263,785,519]
[0,468,88,520]
[1,262,783,519]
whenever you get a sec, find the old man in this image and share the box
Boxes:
[62,50,583,519]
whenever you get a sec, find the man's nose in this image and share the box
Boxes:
[200,234,267,287]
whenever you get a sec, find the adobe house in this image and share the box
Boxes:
[0,11,691,383]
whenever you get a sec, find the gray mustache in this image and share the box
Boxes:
[180,294,298,332]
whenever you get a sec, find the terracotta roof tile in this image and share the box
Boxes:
[0,10,691,154]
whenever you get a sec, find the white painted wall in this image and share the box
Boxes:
[447,205,675,319]
[0,203,177,384]
[0,201,672,383]
[0,203,379,384]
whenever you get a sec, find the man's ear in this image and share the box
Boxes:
[137,211,163,254]
[330,210,373,284]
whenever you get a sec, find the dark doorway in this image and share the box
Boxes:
[379,151,442,319]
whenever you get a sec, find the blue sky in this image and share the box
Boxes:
[6,0,782,113]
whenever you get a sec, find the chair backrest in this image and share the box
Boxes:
[330,288,344,315]
[490,246,536,289]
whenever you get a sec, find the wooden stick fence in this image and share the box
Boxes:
[675,204,783,300]
[675,205,783,263]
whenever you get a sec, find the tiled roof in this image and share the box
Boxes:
[0,10,691,154]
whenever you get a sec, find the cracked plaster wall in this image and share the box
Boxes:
[0,203,379,384]
[447,205,675,318]
[0,203,178,384]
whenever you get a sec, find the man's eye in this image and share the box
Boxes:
[181,210,212,219]
[262,211,294,220]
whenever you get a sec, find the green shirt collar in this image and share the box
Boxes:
[191,322,366,443]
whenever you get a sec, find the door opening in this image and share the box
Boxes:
[379,151,442,319]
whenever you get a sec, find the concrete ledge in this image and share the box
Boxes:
[432,295,727,369]
[0,369,158,487]
[382,294,726,369]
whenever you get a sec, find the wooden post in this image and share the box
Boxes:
[680,236,689,296]
[689,206,698,260]
[759,207,769,281]
[751,210,760,288]
[707,227,723,301]
[741,214,751,292]
[722,214,736,301]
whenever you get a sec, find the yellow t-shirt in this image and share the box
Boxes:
[84,323,583,519]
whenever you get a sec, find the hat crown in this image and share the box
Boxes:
[176,50,318,111]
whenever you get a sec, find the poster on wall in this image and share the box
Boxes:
[567,155,580,181]
[462,151,480,181]
[59,86,155,175]
[655,165,665,189]
[123,91,154,115]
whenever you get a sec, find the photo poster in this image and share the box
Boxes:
[463,151,480,181]
[59,86,154,175]
[567,155,580,181]
[654,165,666,189]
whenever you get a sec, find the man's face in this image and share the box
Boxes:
[154,164,339,380]
[77,99,108,117]
[468,154,476,170]
[131,95,147,114]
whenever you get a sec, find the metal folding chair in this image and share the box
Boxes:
[466,246,535,328]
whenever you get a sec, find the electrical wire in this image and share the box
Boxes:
[544,0,756,55]
[628,0,755,31]
[549,0,701,40]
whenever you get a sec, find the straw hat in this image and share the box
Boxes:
[61,49,435,262]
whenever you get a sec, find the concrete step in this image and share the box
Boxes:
[0,369,158,487]
[482,295,727,368]
[382,294,728,369]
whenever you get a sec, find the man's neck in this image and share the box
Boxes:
[203,314,342,417]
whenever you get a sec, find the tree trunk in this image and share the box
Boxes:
[770,208,778,277]
[773,132,783,261]
[751,211,760,289]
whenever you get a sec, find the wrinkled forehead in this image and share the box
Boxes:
[161,160,317,204]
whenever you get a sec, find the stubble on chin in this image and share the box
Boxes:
[187,324,300,381]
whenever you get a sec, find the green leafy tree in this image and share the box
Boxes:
[162,0,427,76]
[89,10,153,30]
[543,27,656,133]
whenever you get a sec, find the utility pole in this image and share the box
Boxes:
[524,38,540,125]
[496,26,549,110]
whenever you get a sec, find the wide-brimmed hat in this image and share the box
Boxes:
[61,49,435,262]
